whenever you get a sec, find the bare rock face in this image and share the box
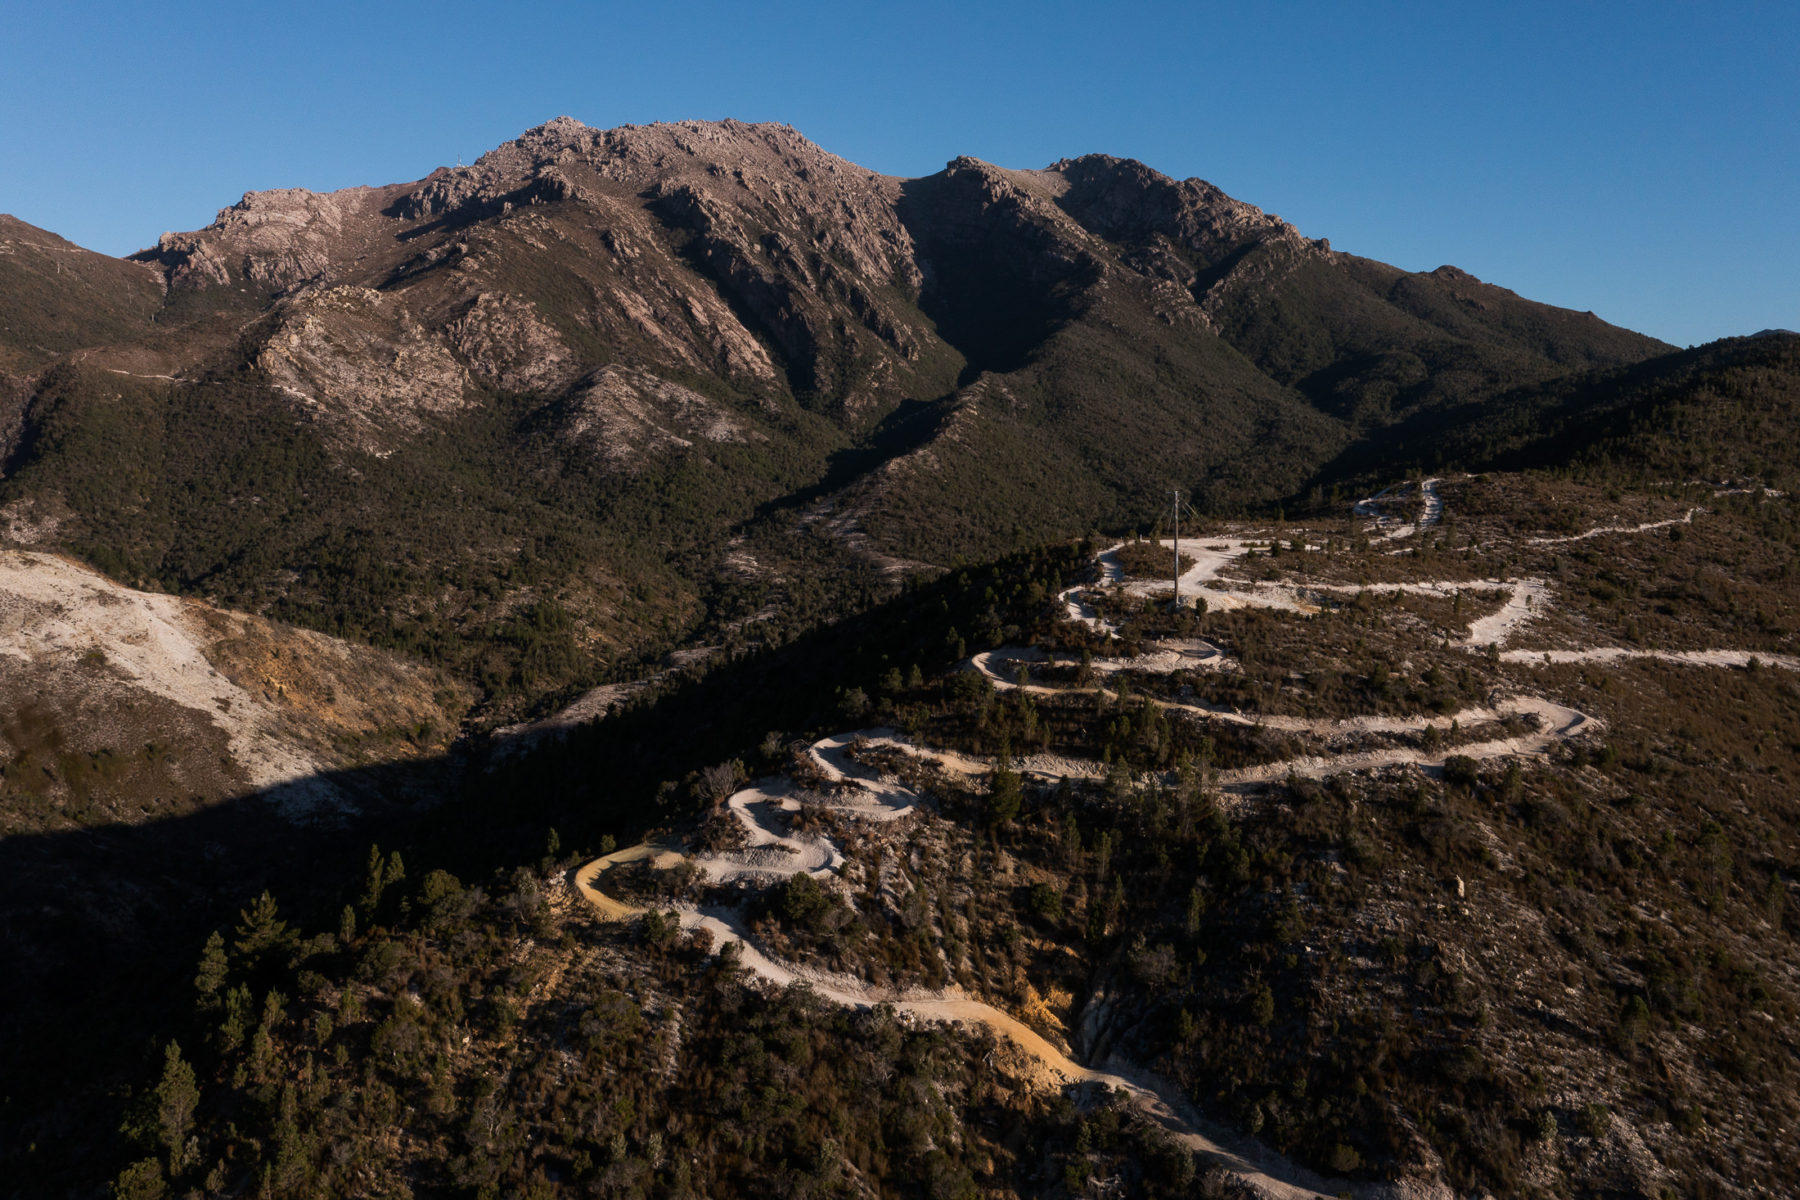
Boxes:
[385,118,936,408]
[130,118,950,419]
[445,291,576,393]
[552,365,757,466]
[395,117,920,286]
[144,186,394,290]
[254,285,473,449]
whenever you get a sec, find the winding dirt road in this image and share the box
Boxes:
[573,730,1349,1199]
[571,478,1793,1197]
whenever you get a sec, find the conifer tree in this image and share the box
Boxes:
[193,931,227,1010]
[153,1041,198,1174]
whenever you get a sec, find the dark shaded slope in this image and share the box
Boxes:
[1317,333,1800,487]
[1048,155,1670,431]
[898,160,1102,381]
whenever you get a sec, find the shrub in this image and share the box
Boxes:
[1248,982,1276,1026]
[1027,882,1064,922]
[111,1158,165,1200]
[780,873,832,929]
[1442,754,1479,789]
[1577,1102,1612,1138]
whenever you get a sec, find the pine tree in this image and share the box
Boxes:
[218,984,253,1054]
[193,931,227,1011]
[359,844,386,919]
[988,764,1023,826]
[154,1041,198,1174]
[231,892,290,970]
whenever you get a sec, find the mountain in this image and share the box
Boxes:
[0,118,1672,721]
[8,117,1800,1200]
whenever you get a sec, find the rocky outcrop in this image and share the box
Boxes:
[1051,153,1310,260]
[1048,153,1326,327]
[551,365,757,465]
[254,285,473,449]
[445,291,576,393]
[139,185,397,291]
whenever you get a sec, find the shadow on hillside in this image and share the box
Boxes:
[0,690,712,1190]
[0,750,462,1192]
[0,541,1073,1194]
[895,174,1088,386]
[750,394,954,521]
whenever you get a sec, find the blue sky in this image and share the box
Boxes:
[3,0,1793,345]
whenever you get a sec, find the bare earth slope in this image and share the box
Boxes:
[0,548,467,833]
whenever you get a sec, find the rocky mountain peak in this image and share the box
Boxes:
[136,183,401,290]
[386,116,885,233]
[1048,153,1308,261]
[74,117,1667,461]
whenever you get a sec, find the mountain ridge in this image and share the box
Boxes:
[0,115,1693,717]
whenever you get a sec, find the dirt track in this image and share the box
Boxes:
[574,727,1348,1199]
[572,479,1791,1198]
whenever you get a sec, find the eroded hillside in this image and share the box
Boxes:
[0,548,468,832]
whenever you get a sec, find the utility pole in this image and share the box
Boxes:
[1172,488,1181,609]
